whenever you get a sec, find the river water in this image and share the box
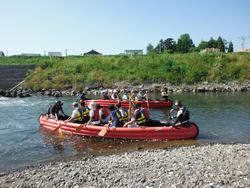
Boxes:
[0,93,250,171]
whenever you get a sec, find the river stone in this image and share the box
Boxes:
[0,144,250,187]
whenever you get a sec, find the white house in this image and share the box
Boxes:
[21,53,41,56]
[48,52,62,57]
[124,50,143,55]
[237,48,250,52]
[200,48,220,53]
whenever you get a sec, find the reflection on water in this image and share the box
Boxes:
[39,127,200,160]
[0,92,250,171]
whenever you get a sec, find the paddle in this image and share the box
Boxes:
[145,93,150,116]
[98,123,110,137]
[53,114,64,138]
[128,95,131,120]
[128,93,135,120]
[75,123,86,132]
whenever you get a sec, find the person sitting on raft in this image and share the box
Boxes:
[87,101,101,125]
[135,89,147,101]
[96,104,111,125]
[111,90,120,100]
[160,88,169,101]
[76,91,89,103]
[123,103,149,127]
[115,102,129,124]
[163,100,190,126]
[107,104,124,127]
[64,102,83,123]
[121,89,129,100]
[101,90,110,100]
[79,100,90,123]
[47,101,68,120]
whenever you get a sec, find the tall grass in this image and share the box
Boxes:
[1,53,249,90]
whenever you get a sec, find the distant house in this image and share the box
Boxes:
[21,53,41,57]
[48,52,62,57]
[84,49,102,56]
[237,48,250,52]
[200,48,220,53]
[124,50,143,55]
[0,51,5,57]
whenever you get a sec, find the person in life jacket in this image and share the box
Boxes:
[115,102,129,124]
[76,91,89,104]
[160,88,169,101]
[166,100,190,126]
[65,102,83,123]
[135,89,147,101]
[87,101,100,125]
[101,90,110,100]
[121,89,129,100]
[111,90,120,100]
[79,100,90,123]
[123,103,149,127]
[108,104,124,127]
[97,104,110,125]
[47,101,68,120]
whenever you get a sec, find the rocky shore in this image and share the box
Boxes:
[0,81,250,98]
[0,144,249,188]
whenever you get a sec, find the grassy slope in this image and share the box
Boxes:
[1,53,250,90]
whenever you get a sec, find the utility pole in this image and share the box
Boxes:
[238,36,250,49]
[65,49,68,57]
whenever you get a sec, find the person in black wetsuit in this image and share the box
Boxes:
[47,101,69,120]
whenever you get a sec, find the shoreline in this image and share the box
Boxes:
[0,143,249,187]
[1,81,250,98]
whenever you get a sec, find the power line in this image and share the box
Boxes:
[238,36,250,49]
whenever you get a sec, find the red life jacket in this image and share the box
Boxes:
[92,109,100,121]
[100,107,109,119]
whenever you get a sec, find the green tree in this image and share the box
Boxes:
[146,43,154,54]
[228,41,234,53]
[198,40,209,50]
[177,33,195,53]
[163,38,177,53]
[208,38,217,48]
[216,36,225,52]
[155,39,165,53]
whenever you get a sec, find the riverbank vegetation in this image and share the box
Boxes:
[1,52,249,91]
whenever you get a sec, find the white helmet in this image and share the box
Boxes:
[88,101,97,110]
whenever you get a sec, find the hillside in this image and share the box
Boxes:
[1,53,250,91]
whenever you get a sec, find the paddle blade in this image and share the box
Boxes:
[57,128,64,139]
[98,127,108,137]
[53,125,61,132]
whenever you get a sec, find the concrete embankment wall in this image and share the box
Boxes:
[0,65,35,90]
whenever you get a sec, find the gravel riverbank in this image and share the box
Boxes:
[0,144,249,188]
[1,81,250,98]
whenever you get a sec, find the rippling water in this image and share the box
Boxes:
[0,92,249,171]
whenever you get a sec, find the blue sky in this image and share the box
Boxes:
[0,0,250,55]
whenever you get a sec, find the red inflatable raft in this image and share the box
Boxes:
[39,115,199,141]
[84,99,172,108]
